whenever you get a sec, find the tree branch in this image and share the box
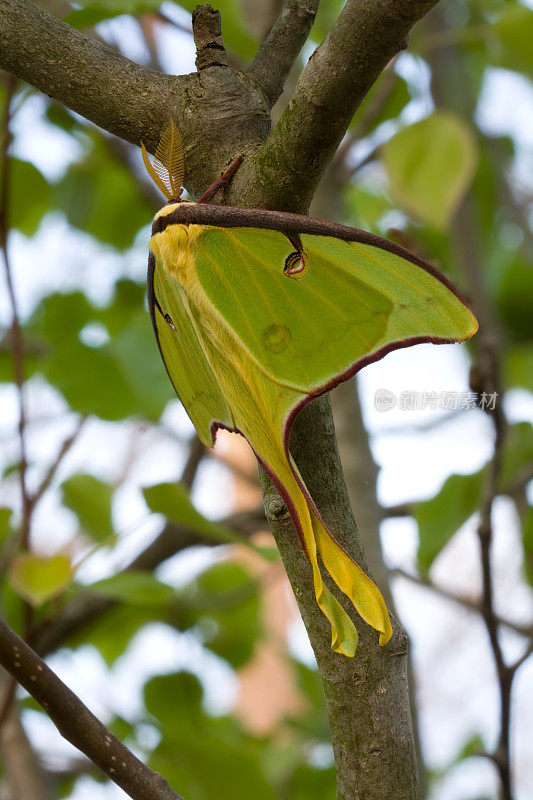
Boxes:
[247,0,319,106]
[0,617,183,800]
[254,0,439,210]
[0,0,179,153]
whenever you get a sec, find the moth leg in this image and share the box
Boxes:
[154,295,178,332]
[283,233,309,279]
[197,155,244,204]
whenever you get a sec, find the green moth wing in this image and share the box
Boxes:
[148,251,233,445]
[191,225,476,393]
[147,202,478,657]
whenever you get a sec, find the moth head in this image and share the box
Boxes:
[141,119,185,204]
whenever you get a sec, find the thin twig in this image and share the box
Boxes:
[510,640,533,674]
[181,434,207,491]
[1,75,31,550]
[29,417,86,510]
[391,567,533,639]
[475,347,512,798]
[0,616,184,800]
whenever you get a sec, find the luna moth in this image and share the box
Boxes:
[143,122,478,657]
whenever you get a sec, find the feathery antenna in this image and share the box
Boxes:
[142,120,184,202]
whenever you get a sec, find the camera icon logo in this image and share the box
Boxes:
[374,388,396,412]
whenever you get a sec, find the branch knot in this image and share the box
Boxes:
[192,4,229,71]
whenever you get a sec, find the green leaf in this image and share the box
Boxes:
[27,291,95,347]
[344,184,393,232]
[88,571,175,606]
[0,507,13,544]
[353,74,411,133]
[494,3,533,77]
[179,0,258,60]
[54,146,153,250]
[496,258,533,342]
[416,470,486,573]
[108,314,172,421]
[171,561,261,669]
[190,561,260,668]
[43,341,141,420]
[144,673,276,800]
[499,423,533,489]
[504,344,533,393]
[144,671,204,731]
[143,482,240,544]
[68,604,158,665]
[61,473,114,542]
[65,0,162,28]
[288,765,336,800]
[3,159,51,236]
[9,553,74,606]
[98,279,146,337]
[382,111,478,229]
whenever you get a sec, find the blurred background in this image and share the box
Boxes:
[1,0,533,798]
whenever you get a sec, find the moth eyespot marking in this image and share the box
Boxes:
[425,296,438,306]
[164,313,177,332]
[262,324,292,354]
[283,251,309,279]
[398,303,409,310]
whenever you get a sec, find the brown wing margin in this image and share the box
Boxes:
[151,204,471,310]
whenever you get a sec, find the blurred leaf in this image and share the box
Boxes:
[9,553,74,606]
[344,184,393,232]
[109,314,172,420]
[416,470,486,573]
[504,344,533,393]
[288,764,336,800]
[143,482,239,544]
[27,291,94,347]
[65,0,162,28]
[98,279,146,337]
[310,0,344,43]
[45,102,80,133]
[3,159,50,236]
[499,422,533,489]
[61,473,114,542]
[382,111,478,229]
[26,284,170,421]
[179,0,258,60]
[68,603,158,665]
[88,571,175,605]
[43,340,142,419]
[454,732,486,761]
[0,507,13,544]
[178,561,261,669]
[145,672,275,800]
[496,258,533,342]
[353,74,411,133]
[54,144,153,249]
[145,671,203,731]
[494,3,533,76]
